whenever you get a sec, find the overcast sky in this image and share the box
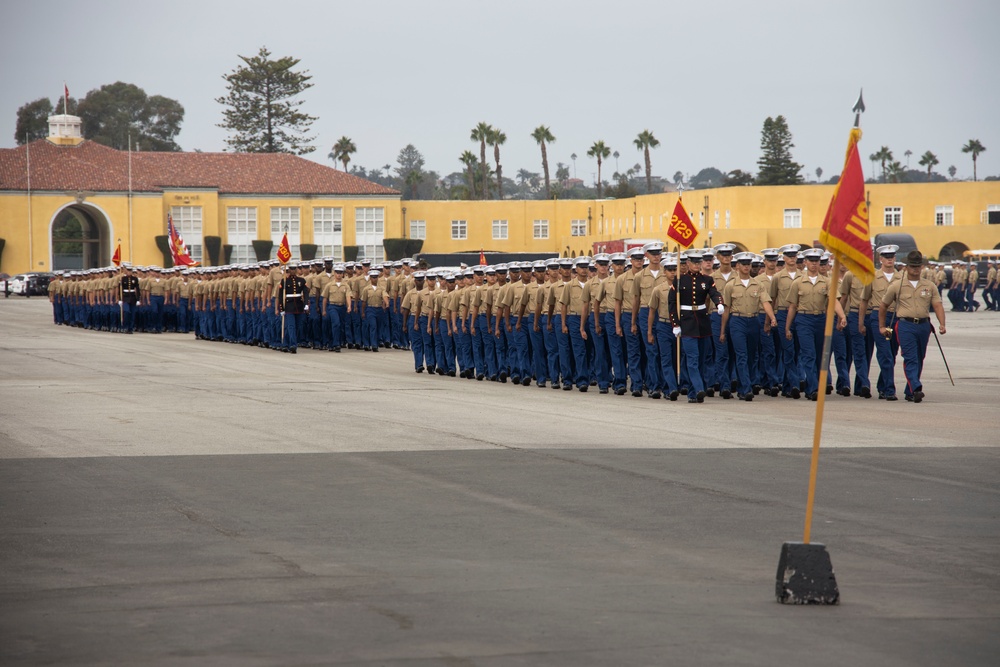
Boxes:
[3,0,998,183]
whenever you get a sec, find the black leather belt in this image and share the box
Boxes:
[901,317,929,324]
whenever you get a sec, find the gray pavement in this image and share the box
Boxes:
[1,297,999,665]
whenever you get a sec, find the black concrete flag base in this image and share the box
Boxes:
[776,542,840,605]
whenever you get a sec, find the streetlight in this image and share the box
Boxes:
[613,150,620,174]
[571,153,577,178]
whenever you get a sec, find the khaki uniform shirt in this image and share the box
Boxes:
[787,274,829,314]
[630,266,669,308]
[769,268,801,309]
[614,270,639,313]
[559,279,588,316]
[838,271,868,312]
[648,281,675,320]
[861,270,899,313]
[883,278,941,319]
[723,277,772,316]
[322,280,351,306]
[361,283,387,308]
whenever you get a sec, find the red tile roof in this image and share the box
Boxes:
[0,139,399,196]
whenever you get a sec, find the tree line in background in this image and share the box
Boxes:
[13,47,993,197]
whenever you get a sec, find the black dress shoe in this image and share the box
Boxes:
[696,391,705,403]
[838,387,851,397]
[721,390,732,399]
[477,374,485,381]
[578,386,588,392]
[511,376,521,385]
[499,371,508,382]
[599,387,609,394]
[912,390,924,403]
[615,388,626,396]
[650,391,661,399]
[632,390,643,397]
[688,397,699,403]
[860,386,871,398]
[537,381,547,388]
[552,383,561,390]
[521,378,531,386]
[752,385,762,395]
[826,385,833,395]
[415,366,424,373]
[769,386,780,397]
[447,370,456,377]
[788,388,801,399]
[705,388,715,398]
[807,391,817,401]
[563,384,573,391]
[885,395,898,401]
[669,390,679,401]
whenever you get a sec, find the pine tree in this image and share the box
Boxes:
[216,46,317,155]
[755,115,803,185]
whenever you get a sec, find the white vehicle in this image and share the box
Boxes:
[6,274,28,295]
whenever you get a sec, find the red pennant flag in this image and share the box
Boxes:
[276,233,292,264]
[112,243,121,267]
[819,128,875,285]
[666,198,698,249]
[63,83,69,114]
[479,248,487,266]
[167,214,199,267]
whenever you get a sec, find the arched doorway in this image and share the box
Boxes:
[938,242,969,262]
[49,203,113,270]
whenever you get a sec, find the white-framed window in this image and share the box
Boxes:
[714,211,720,229]
[170,206,203,263]
[783,208,802,229]
[355,207,385,263]
[313,207,343,261]
[410,219,426,240]
[699,211,705,229]
[570,219,587,236]
[533,219,549,239]
[492,219,508,240]
[985,204,1000,225]
[884,206,902,227]
[451,220,467,240]
[226,207,256,264]
[270,207,301,261]
[935,205,954,226]
[725,210,731,229]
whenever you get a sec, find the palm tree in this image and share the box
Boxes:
[633,129,660,194]
[886,160,905,184]
[874,146,894,182]
[459,150,478,200]
[904,149,913,168]
[815,166,823,182]
[488,126,507,199]
[587,140,611,198]
[531,125,555,199]
[471,122,492,199]
[869,153,878,181]
[404,169,422,199]
[918,150,939,181]
[948,165,957,180]
[329,136,357,171]
[962,139,986,181]
[570,153,577,177]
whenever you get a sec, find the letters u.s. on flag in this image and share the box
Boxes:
[819,127,875,284]
[666,198,698,249]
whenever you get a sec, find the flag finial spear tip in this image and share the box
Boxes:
[853,89,866,127]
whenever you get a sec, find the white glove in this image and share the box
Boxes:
[673,326,681,336]
[304,304,310,312]
[117,300,123,306]
[717,303,725,315]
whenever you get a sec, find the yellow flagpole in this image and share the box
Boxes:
[675,243,681,384]
[802,255,842,544]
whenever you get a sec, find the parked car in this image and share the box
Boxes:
[5,272,53,296]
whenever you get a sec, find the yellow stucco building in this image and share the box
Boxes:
[1,116,998,276]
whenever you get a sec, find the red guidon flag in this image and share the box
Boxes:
[819,127,875,284]
[666,198,698,249]
[167,214,199,267]
[112,242,121,267]
[276,233,292,264]
[479,249,487,265]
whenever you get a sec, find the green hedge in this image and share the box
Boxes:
[299,243,318,261]
[204,236,222,266]
[252,239,273,262]
[154,235,173,268]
